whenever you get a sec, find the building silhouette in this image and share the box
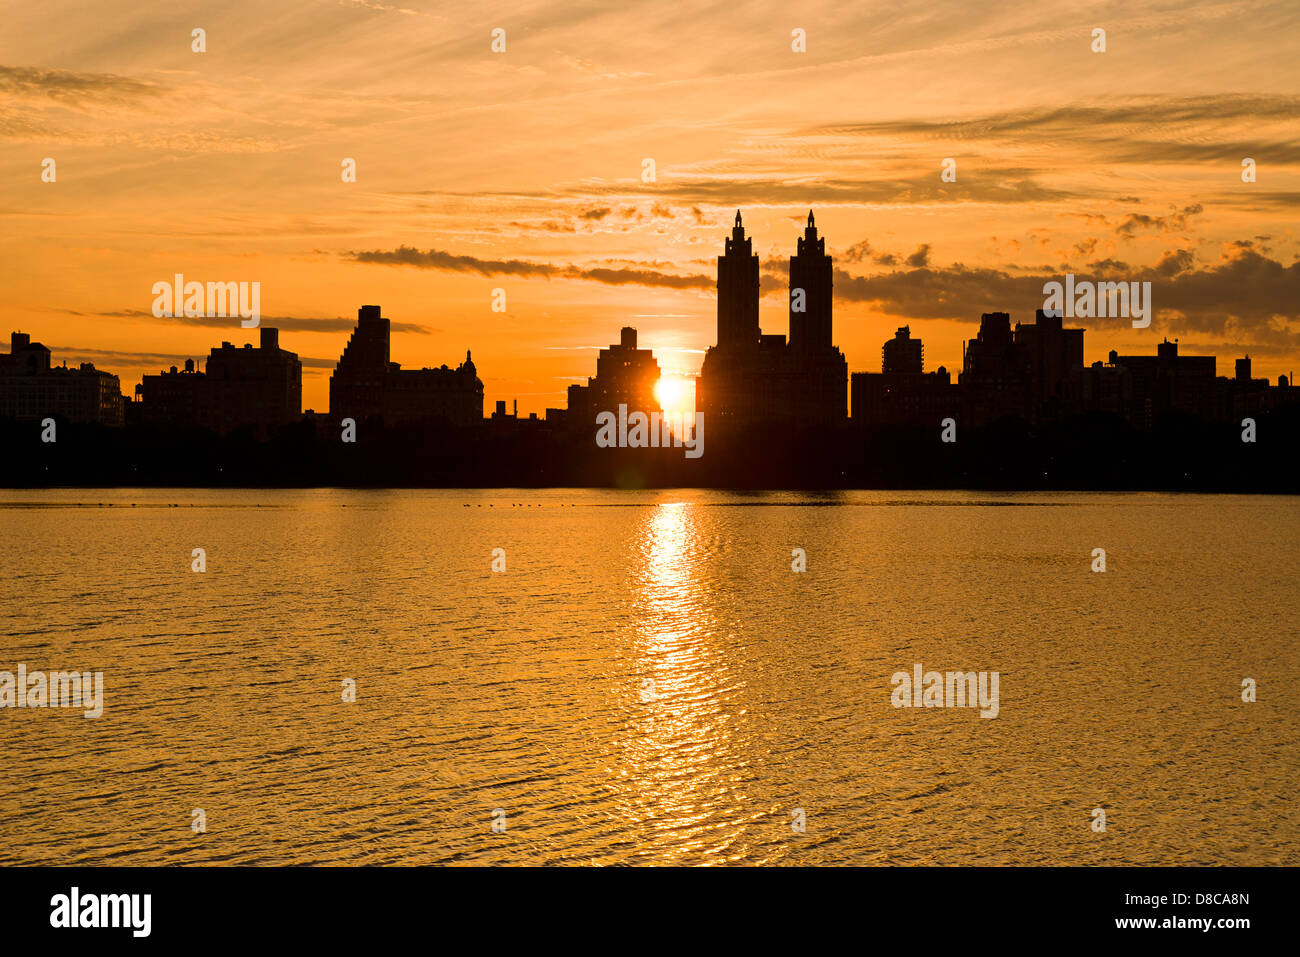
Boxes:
[565,326,661,428]
[207,328,301,436]
[8,230,1300,492]
[1016,310,1084,419]
[0,331,123,426]
[958,310,1084,424]
[1108,338,1217,427]
[851,311,1294,433]
[882,326,923,374]
[330,305,482,427]
[853,327,957,426]
[136,358,206,429]
[960,311,1029,424]
[137,327,300,436]
[696,211,848,427]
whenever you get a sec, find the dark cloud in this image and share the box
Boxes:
[827,242,1300,346]
[1155,249,1195,275]
[843,240,874,263]
[905,244,931,268]
[348,246,712,290]
[506,219,576,233]
[407,169,1077,210]
[842,239,900,266]
[73,308,431,334]
[624,171,1074,206]
[1115,203,1204,236]
[47,345,335,370]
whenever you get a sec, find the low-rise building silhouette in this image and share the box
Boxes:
[136,358,206,428]
[1109,338,1217,427]
[137,327,300,436]
[0,331,123,426]
[852,326,957,426]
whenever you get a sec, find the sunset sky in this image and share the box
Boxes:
[2,0,1298,416]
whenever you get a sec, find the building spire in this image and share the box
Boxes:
[731,208,747,241]
[808,209,815,227]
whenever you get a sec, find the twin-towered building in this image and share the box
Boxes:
[697,211,849,427]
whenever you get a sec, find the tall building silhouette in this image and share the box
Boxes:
[1016,310,1083,418]
[961,310,1084,424]
[716,210,761,350]
[961,311,1028,424]
[697,210,847,427]
[697,211,761,426]
[330,305,483,427]
[789,211,833,353]
[330,305,390,423]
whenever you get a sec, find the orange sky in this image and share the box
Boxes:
[2,0,1298,415]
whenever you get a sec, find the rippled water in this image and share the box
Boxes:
[0,489,1296,865]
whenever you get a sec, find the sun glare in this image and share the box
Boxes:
[654,376,693,418]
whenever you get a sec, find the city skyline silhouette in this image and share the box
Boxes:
[4,208,1295,423]
[2,2,1298,913]
[3,208,1299,490]
[5,2,1299,420]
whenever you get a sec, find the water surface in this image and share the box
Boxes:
[1,489,1295,865]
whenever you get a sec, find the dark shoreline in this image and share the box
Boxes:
[5,405,1300,493]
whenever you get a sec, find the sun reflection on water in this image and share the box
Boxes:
[602,498,766,863]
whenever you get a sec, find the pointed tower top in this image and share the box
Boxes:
[808,209,815,227]
[734,209,743,227]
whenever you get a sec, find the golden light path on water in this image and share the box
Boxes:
[611,502,763,864]
[1,489,1296,866]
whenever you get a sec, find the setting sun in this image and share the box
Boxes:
[654,375,694,419]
